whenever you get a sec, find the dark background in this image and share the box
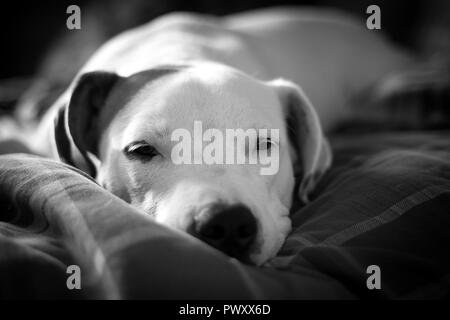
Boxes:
[1,0,449,80]
[0,0,449,119]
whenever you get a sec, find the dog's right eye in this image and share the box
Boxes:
[124,142,160,160]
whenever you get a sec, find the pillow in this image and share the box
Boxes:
[272,131,450,299]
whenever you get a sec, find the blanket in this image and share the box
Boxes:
[1,131,450,299]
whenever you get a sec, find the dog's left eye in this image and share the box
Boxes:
[257,137,272,151]
[124,142,160,160]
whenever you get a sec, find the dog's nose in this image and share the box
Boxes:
[194,204,257,262]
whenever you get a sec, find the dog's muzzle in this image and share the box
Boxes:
[191,203,258,263]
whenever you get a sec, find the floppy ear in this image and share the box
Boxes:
[269,79,332,204]
[54,71,121,177]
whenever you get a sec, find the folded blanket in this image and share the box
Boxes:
[0,154,353,299]
[1,131,450,299]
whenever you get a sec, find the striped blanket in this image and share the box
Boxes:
[1,131,450,299]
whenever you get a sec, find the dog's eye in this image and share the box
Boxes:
[257,137,272,151]
[124,142,159,160]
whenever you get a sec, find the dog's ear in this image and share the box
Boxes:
[54,71,121,177]
[269,79,332,204]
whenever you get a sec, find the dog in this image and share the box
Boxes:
[21,7,424,265]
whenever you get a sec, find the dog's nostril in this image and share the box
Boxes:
[200,224,225,240]
[237,223,256,239]
[194,204,257,261]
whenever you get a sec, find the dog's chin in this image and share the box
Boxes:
[249,236,287,266]
[249,252,271,266]
[251,214,292,266]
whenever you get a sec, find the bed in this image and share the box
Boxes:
[1,128,449,299]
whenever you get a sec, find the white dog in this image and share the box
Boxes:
[28,7,416,265]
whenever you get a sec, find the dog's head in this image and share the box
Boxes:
[55,63,331,265]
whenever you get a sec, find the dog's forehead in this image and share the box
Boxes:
[118,64,284,133]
